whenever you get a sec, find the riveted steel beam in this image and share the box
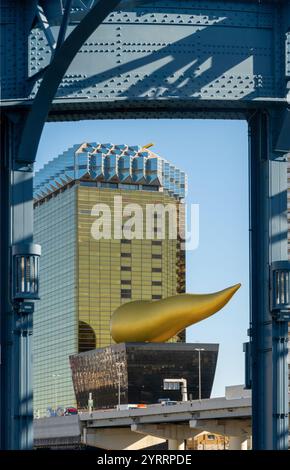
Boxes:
[17,0,122,164]
[36,4,56,51]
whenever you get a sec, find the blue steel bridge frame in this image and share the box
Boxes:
[0,0,290,450]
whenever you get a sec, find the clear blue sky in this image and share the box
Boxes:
[36,119,249,397]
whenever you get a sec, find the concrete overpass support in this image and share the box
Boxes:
[168,439,185,450]
[190,419,251,450]
[228,436,248,450]
[83,427,165,450]
[132,424,199,450]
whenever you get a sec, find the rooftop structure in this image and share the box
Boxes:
[34,143,187,201]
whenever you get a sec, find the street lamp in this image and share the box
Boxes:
[194,348,205,402]
[115,362,122,410]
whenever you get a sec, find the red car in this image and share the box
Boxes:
[64,407,78,415]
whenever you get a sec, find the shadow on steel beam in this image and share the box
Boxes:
[11,177,34,206]
[270,190,288,217]
[53,15,258,103]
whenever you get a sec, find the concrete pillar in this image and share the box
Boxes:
[241,439,248,450]
[84,427,165,450]
[83,427,87,445]
[168,439,185,450]
[229,436,248,450]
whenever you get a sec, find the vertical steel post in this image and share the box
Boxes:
[0,116,10,450]
[249,111,273,449]
[249,111,289,450]
[272,319,289,450]
[0,115,34,449]
[0,1,120,449]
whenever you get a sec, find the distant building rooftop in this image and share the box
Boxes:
[34,142,187,200]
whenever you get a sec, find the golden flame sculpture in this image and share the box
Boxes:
[111,283,241,343]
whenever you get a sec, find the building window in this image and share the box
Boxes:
[121,289,132,299]
[152,268,162,273]
[79,209,91,214]
[152,254,162,259]
[79,181,96,187]
[152,295,162,300]
[119,183,138,190]
[78,321,96,353]
[152,240,162,246]
[121,239,131,244]
[152,281,162,286]
[121,253,131,258]
[121,266,131,271]
[100,182,118,189]
[121,280,131,285]
[142,185,158,191]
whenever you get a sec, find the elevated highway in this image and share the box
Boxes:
[34,386,256,450]
[34,386,290,450]
[80,389,253,450]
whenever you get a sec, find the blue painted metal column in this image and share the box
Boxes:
[249,111,272,450]
[272,312,289,450]
[0,0,121,450]
[0,114,35,449]
[269,3,290,450]
[249,110,289,450]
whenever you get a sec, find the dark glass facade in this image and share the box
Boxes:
[70,343,218,410]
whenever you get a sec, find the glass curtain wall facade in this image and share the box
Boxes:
[33,143,186,417]
[78,184,185,350]
[33,186,78,417]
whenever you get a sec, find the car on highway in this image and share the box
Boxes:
[64,407,78,415]
[157,398,178,406]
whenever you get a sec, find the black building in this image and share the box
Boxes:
[70,342,219,410]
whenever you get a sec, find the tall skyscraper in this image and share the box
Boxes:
[33,142,187,416]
